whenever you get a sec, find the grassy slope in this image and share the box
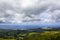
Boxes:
[0,38,15,40]
[0,31,60,40]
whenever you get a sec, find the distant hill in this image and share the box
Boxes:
[0,24,41,30]
[0,23,60,30]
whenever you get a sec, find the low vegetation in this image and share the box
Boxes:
[0,29,60,40]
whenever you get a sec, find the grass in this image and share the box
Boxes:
[0,38,15,40]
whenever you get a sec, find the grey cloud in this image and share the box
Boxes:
[0,0,60,23]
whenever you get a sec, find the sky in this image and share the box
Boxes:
[0,0,60,25]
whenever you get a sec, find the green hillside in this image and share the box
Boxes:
[0,30,60,40]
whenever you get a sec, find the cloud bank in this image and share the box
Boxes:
[0,0,60,24]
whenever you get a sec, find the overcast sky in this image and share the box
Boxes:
[0,0,60,24]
